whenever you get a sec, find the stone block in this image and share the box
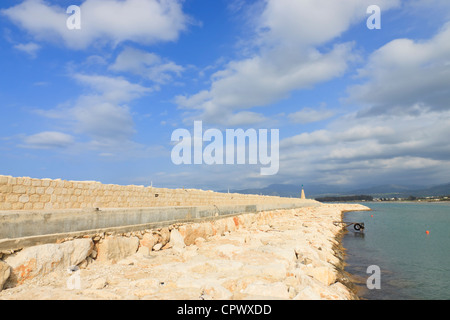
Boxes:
[0,261,11,291]
[33,202,44,210]
[140,233,158,250]
[0,176,9,185]
[12,203,24,210]
[96,236,139,264]
[18,195,29,203]
[12,185,27,194]
[4,239,93,285]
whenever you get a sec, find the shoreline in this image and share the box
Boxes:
[332,209,370,300]
[326,204,372,300]
[1,203,371,300]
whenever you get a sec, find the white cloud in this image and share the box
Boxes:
[13,41,40,57]
[256,0,399,48]
[2,0,191,49]
[71,97,136,144]
[22,131,74,149]
[109,47,184,84]
[35,74,152,151]
[288,105,334,124]
[177,42,354,126]
[348,22,450,116]
[73,73,152,103]
[278,108,450,186]
[176,0,400,126]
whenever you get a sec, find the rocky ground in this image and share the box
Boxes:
[0,204,369,300]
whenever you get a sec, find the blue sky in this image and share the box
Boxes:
[1,0,450,191]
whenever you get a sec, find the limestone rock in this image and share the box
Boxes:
[202,284,233,300]
[140,233,158,250]
[305,266,337,286]
[293,286,322,300]
[181,224,211,246]
[137,246,150,256]
[96,236,139,264]
[242,281,290,299]
[0,260,11,291]
[215,244,243,259]
[4,239,93,285]
[194,237,206,246]
[159,228,171,246]
[328,282,353,300]
[169,229,186,249]
[91,277,108,289]
[241,263,287,280]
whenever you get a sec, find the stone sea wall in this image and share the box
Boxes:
[0,175,307,211]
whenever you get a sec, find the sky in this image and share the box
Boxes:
[1,0,450,191]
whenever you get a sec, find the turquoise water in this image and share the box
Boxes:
[342,202,450,300]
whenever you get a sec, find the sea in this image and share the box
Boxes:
[342,201,450,300]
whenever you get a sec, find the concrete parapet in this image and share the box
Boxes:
[1,197,320,252]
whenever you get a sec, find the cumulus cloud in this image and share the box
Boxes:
[72,73,152,103]
[109,47,184,84]
[2,0,191,49]
[22,131,75,149]
[34,74,152,151]
[348,22,450,117]
[256,0,398,48]
[277,107,450,186]
[13,41,40,57]
[175,0,400,126]
[288,105,335,124]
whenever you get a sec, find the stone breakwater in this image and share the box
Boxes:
[0,204,369,300]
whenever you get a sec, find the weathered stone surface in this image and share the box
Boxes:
[215,244,243,259]
[140,233,158,250]
[4,239,93,285]
[96,236,139,263]
[0,261,11,291]
[202,284,233,300]
[304,266,337,286]
[91,277,108,290]
[241,263,287,280]
[169,229,185,249]
[159,228,171,246]
[137,246,150,256]
[181,224,211,246]
[194,237,206,247]
[293,286,322,300]
[242,282,290,299]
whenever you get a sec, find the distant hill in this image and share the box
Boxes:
[225,182,450,199]
[345,183,450,198]
[222,183,349,198]
[408,183,450,197]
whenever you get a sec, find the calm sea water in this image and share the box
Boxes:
[342,202,450,300]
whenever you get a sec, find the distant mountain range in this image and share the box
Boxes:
[223,182,450,199]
